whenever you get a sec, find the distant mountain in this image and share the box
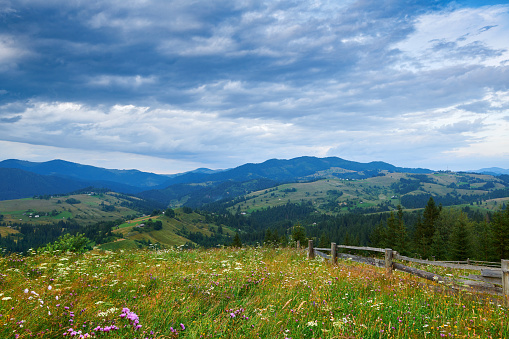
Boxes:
[0,156,434,203]
[0,168,88,200]
[156,156,431,187]
[138,156,433,206]
[0,159,171,188]
[469,167,509,175]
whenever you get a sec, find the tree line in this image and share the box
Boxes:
[371,197,509,261]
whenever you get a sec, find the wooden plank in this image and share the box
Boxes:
[393,262,448,283]
[314,247,331,251]
[394,263,503,296]
[482,269,502,278]
[315,250,331,260]
[454,279,503,296]
[338,253,385,268]
[471,260,501,265]
[395,254,501,272]
[460,274,502,286]
[337,245,385,253]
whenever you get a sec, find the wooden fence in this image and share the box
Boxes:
[306,240,509,306]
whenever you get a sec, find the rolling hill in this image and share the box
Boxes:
[137,156,434,207]
[217,171,509,215]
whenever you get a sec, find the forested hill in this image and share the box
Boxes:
[0,159,171,189]
[136,157,433,207]
[0,156,433,202]
[0,168,88,200]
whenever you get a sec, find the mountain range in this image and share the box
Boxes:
[0,157,507,205]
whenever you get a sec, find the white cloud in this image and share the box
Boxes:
[88,75,157,87]
[393,5,509,70]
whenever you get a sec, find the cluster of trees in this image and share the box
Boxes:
[0,219,122,254]
[371,197,509,261]
[400,189,509,209]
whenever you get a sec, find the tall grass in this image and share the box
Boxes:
[0,247,507,338]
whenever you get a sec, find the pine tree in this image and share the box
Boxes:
[415,197,440,259]
[430,208,456,260]
[385,211,398,249]
[473,215,492,261]
[395,205,408,254]
[231,232,242,248]
[264,229,273,245]
[318,232,331,248]
[291,224,308,245]
[370,221,387,248]
[491,207,509,260]
[450,211,471,261]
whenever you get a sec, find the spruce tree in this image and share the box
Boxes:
[450,211,471,261]
[395,205,408,254]
[415,197,440,259]
[231,232,242,248]
[491,207,509,260]
[318,232,331,248]
[370,221,387,248]
[473,215,492,261]
[291,224,307,245]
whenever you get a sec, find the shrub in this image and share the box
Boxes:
[38,233,90,254]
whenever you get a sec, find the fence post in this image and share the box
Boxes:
[385,248,393,275]
[502,260,509,307]
[331,242,337,265]
[308,240,315,260]
[297,240,300,249]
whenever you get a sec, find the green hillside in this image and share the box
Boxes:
[0,192,140,225]
[228,171,509,215]
[0,193,236,252]
[102,209,235,250]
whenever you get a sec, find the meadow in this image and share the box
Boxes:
[1,247,507,338]
[231,174,508,215]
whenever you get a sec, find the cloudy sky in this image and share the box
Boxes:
[1,0,508,174]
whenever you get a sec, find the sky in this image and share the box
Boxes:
[0,0,508,174]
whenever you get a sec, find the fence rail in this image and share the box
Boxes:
[306,240,509,306]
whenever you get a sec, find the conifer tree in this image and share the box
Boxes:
[472,215,492,261]
[450,211,471,261]
[318,232,331,248]
[291,224,307,245]
[430,208,457,260]
[370,220,388,248]
[231,232,242,248]
[491,207,509,260]
[395,205,408,254]
[264,229,273,245]
[385,211,398,249]
[414,197,441,258]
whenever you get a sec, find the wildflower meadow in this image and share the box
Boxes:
[1,247,508,338]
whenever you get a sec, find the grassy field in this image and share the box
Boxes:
[230,172,508,215]
[0,195,235,250]
[106,210,236,250]
[1,247,507,338]
[0,193,139,225]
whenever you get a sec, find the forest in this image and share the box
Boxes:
[196,198,509,262]
[1,192,508,263]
